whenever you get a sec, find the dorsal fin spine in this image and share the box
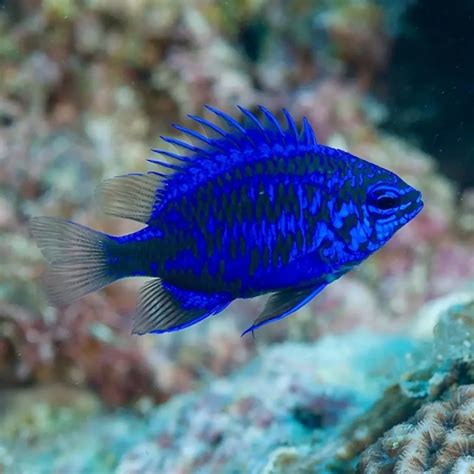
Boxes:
[283,108,299,145]
[259,106,283,136]
[172,124,215,146]
[190,115,243,151]
[302,117,317,146]
[205,108,255,149]
[150,149,191,162]
[160,136,204,154]
[240,106,272,145]
[205,105,246,134]
[148,159,181,171]
[237,106,264,131]
[188,115,228,138]
[148,170,167,178]
[145,107,319,214]
[181,120,229,153]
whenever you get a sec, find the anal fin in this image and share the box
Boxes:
[133,279,230,335]
[241,283,328,336]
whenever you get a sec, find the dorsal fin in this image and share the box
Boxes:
[301,117,318,146]
[150,106,318,171]
[97,106,319,223]
[95,173,163,223]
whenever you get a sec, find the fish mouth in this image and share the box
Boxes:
[407,193,424,220]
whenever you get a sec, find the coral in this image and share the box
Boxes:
[458,188,474,234]
[2,331,412,473]
[337,301,474,470]
[271,298,474,472]
[0,232,45,311]
[0,2,471,473]
[433,300,474,361]
[0,299,165,407]
[321,2,391,91]
[0,3,473,472]
[1,0,473,350]
[408,290,474,340]
[294,358,474,473]
[0,409,150,473]
[358,385,474,473]
[0,297,472,473]
[115,333,414,473]
[0,384,100,443]
[339,359,474,465]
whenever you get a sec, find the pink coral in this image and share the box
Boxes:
[0,298,164,407]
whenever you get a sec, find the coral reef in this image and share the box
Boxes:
[315,358,474,472]
[0,1,472,472]
[358,385,474,473]
[0,330,416,473]
[265,297,474,473]
[0,299,165,407]
[434,300,474,361]
[115,332,417,473]
[1,296,473,473]
[320,2,391,91]
[0,384,100,443]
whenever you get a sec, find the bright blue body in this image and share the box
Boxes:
[31,106,424,335]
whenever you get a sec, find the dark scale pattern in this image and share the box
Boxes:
[156,138,331,295]
[30,105,424,335]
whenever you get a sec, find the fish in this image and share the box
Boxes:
[30,105,424,336]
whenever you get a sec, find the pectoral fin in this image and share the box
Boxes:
[133,279,230,335]
[241,283,328,336]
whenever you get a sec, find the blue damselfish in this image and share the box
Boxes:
[30,105,423,335]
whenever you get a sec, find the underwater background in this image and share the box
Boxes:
[0,0,473,473]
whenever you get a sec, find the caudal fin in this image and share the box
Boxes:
[30,217,119,305]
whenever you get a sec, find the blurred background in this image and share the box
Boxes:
[0,0,473,472]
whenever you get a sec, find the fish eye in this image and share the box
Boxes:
[367,186,402,213]
[374,194,399,210]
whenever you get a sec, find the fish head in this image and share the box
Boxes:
[363,167,424,249]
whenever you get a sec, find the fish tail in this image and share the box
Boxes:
[29,217,123,305]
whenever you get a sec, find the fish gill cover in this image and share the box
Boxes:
[30,105,424,336]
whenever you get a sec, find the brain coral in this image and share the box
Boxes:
[358,385,474,473]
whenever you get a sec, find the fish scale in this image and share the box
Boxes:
[30,105,424,336]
